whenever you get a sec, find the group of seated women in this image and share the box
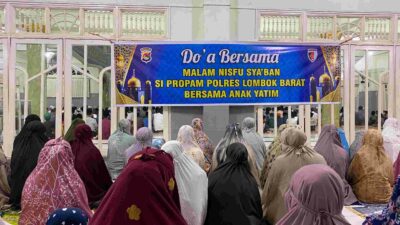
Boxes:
[1,114,400,224]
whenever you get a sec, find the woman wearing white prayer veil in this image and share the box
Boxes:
[162,141,208,225]
[382,118,400,163]
[177,125,206,170]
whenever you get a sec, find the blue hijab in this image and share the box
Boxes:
[46,208,89,225]
[337,128,350,155]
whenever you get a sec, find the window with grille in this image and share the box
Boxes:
[365,17,391,41]
[336,17,362,41]
[50,9,80,34]
[259,14,301,40]
[307,16,335,40]
[15,7,46,33]
[84,9,114,35]
[121,10,167,38]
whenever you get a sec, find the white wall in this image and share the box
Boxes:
[237,0,400,13]
[10,0,400,13]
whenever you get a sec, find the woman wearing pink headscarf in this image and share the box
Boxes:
[314,124,357,205]
[19,138,92,225]
[276,164,350,225]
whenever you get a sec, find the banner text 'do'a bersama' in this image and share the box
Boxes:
[114,43,341,106]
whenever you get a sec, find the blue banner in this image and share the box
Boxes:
[114,43,340,106]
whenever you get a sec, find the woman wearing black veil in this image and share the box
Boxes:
[205,142,264,225]
[10,115,48,209]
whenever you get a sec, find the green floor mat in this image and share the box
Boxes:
[1,210,19,225]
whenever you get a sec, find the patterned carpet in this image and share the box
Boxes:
[1,210,19,225]
[0,205,385,225]
[0,208,97,224]
[348,204,387,217]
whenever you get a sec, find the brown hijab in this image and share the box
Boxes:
[348,129,394,203]
[262,128,326,224]
[314,125,358,205]
[260,124,299,188]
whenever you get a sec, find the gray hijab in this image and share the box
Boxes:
[242,117,266,171]
[349,130,366,161]
[125,127,153,161]
[107,119,135,180]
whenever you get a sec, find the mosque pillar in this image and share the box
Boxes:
[169,0,203,140]
[169,0,255,142]
[202,0,231,143]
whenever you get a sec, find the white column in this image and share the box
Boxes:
[168,3,194,140]
[204,0,230,41]
[305,105,311,141]
[257,106,263,136]
[299,105,305,131]
[1,39,11,156]
[203,0,231,142]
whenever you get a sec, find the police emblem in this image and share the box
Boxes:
[140,47,152,63]
[307,49,318,63]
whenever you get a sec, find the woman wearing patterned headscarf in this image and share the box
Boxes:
[212,123,259,184]
[46,208,90,225]
[10,119,48,210]
[242,117,266,172]
[276,164,350,225]
[177,125,206,170]
[125,127,153,162]
[106,119,136,180]
[89,147,187,225]
[382,118,400,163]
[19,139,92,225]
[314,124,358,205]
[262,128,326,224]
[348,129,394,203]
[192,118,214,167]
[70,124,112,208]
[162,141,208,225]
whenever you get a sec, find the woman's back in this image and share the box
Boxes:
[205,142,262,225]
[348,130,393,203]
[90,147,187,225]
